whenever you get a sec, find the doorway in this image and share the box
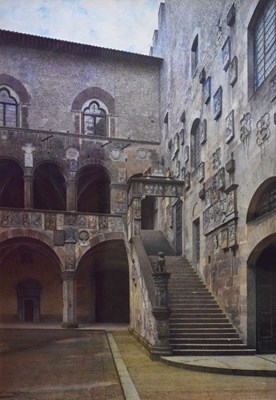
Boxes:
[256,243,276,353]
[24,299,35,322]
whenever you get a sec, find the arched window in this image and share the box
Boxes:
[247,178,276,222]
[83,100,107,136]
[191,119,201,169]
[253,0,276,90]
[0,88,18,127]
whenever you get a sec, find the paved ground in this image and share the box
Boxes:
[113,331,276,400]
[1,328,276,400]
[0,329,124,400]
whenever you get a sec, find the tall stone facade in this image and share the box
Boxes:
[151,0,276,348]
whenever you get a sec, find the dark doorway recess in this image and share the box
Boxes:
[256,243,276,353]
[33,163,66,211]
[0,159,24,208]
[77,166,110,213]
[141,196,155,229]
[16,279,42,322]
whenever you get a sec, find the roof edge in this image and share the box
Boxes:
[0,29,163,65]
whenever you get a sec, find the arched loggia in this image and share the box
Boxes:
[0,159,24,208]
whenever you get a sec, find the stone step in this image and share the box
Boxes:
[170,306,225,317]
[171,348,256,356]
[170,317,229,324]
[169,303,219,309]
[170,331,239,338]
[170,337,243,345]
[169,343,248,350]
[170,322,234,329]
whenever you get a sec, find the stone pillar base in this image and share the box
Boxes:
[61,322,79,329]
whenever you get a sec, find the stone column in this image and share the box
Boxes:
[151,259,171,358]
[24,173,33,209]
[88,270,96,322]
[129,197,142,238]
[66,178,77,212]
[61,271,78,328]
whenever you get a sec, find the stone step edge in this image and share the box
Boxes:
[159,353,276,377]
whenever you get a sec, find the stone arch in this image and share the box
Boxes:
[34,159,68,180]
[247,177,276,222]
[0,229,62,265]
[77,158,115,183]
[76,231,126,266]
[0,74,30,104]
[71,87,115,114]
[76,233,129,323]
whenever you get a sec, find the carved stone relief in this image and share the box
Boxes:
[256,113,271,146]
[240,112,252,145]
[226,110,235,143]
[99,216,108,229]
[136,148,149,160]
[108,217,124,232]
[22,143,35,167]
[203,186,236,235]
[65,228,77,243]
[88,215,98,231]
[78,230,90,246]
[212,148,221,170]
[53,230,65,246]
[118,168,127,183]
[45,213,57,230]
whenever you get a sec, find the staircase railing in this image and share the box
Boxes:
[129,236,171,358]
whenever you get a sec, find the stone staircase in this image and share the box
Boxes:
[142,230,255,356]
[164,256,255,356]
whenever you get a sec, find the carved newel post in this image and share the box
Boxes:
[151,252,172,358]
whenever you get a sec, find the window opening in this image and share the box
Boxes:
[83,100,106,136]
[254,0,276,89]
[0,88,17,127]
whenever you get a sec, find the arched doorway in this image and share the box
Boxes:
[256,242,276,353]
[0,237,62,323]
[77,240,129,323]
[77,165,110,213]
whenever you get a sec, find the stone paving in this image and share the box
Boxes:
[0,329,124,400]
[1,328,276,400]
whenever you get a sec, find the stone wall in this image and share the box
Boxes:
[152,0,276,339]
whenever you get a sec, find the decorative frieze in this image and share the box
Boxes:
[118,168,127,183]
[226,110,235,143]
[1,211,43,229]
